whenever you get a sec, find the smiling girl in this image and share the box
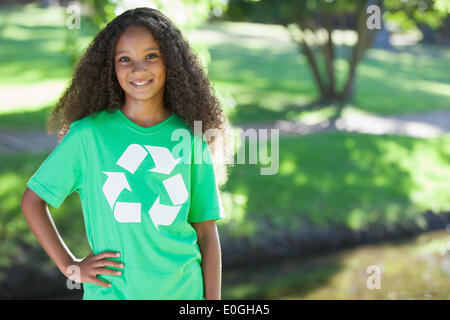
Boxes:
[20,7,228,300]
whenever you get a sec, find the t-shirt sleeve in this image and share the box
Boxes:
[26,122,85,209]
[188,136,225,223]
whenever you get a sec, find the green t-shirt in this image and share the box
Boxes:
[26,108,225,300]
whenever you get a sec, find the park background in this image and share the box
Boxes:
[0,0,449,299]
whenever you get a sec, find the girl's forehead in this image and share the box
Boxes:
[116,25,159,50]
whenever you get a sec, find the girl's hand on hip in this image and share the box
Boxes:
[65,251,124,287]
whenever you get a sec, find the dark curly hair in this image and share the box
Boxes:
[48,7,230,184]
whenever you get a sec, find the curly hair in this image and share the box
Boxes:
[48,7,230,185]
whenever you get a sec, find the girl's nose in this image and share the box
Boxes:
[131,60,147,73]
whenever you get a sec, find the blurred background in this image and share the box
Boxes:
[0,0,449,299]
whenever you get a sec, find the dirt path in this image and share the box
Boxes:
[1,109,449,154]
[240,109,450,138]
[0,130,57,154]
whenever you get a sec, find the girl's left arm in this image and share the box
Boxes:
[192,219,222,300]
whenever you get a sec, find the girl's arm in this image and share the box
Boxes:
[192,219,222,300]
[20,187,124,287]
[21,187,77,275]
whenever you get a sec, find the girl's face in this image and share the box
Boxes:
[114,25,166,105]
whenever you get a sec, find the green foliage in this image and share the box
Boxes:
[223,0,365,24]
[225,0,448,30]
[80,0,117,30]
[384,0,450,31]
[151,0,229,30]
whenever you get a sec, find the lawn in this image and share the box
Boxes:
[1,4,449,299]
[2,131,449,269]
[222,130,450,236]
[1,6,449,129]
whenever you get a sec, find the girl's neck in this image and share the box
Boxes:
[120,100,171,128]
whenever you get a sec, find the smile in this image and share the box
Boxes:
[129,80,153,88]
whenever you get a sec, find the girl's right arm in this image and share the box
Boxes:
[20,187,124,287]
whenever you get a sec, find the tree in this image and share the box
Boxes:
[223,0,449,115]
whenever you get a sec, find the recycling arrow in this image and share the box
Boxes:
[114,202,141,223]
[102,172,131,209]
[148,197,181,231]
[163,173,188,205]
[102,144,187,230]
[116,144,148,174]
[144,145,181,175]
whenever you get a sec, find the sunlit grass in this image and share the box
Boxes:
[3,132,449,270]
[195,22,450,121]
[222,131,450,233]
[0,6,71,86]
[1,4,449,300]
[1,8,449,126]
[0,102,53,130]
[0,150,90,269]
[0,4,96,113]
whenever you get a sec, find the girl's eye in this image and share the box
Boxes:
[147,54,158,59]
[119,57,129,62]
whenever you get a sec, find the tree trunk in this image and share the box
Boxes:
[288,0,381,107]
[340,0,381,102]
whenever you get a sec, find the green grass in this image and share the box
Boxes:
[200,21,450,123]
[2,132,449,269]
[355,46,450,115]
[0,4,96,118]
[0,102,53,130]
[0,150,90,270]
[0,4,96,86]
[0,5,71,85]
[221,131,450,237]
[1,4,449,299]
[1,9,449,129]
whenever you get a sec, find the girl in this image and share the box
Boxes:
[20,7,228,300]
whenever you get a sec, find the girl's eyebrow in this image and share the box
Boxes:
[115,47,160,56]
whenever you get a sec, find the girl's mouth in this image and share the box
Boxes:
[129,79,153,88]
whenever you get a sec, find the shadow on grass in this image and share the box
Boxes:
[208,39,450,120]
[223,131,449,231]
[0,103,53,130]
[0,131,449,298]
[0,37,72,84]
[0,150,90,271]
[0,8,97,85]
[217,131,450,298]
[353,47,450,115]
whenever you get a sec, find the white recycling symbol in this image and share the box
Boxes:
[102,144,188,231]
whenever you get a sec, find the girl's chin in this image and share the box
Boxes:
[124,92,160,101]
